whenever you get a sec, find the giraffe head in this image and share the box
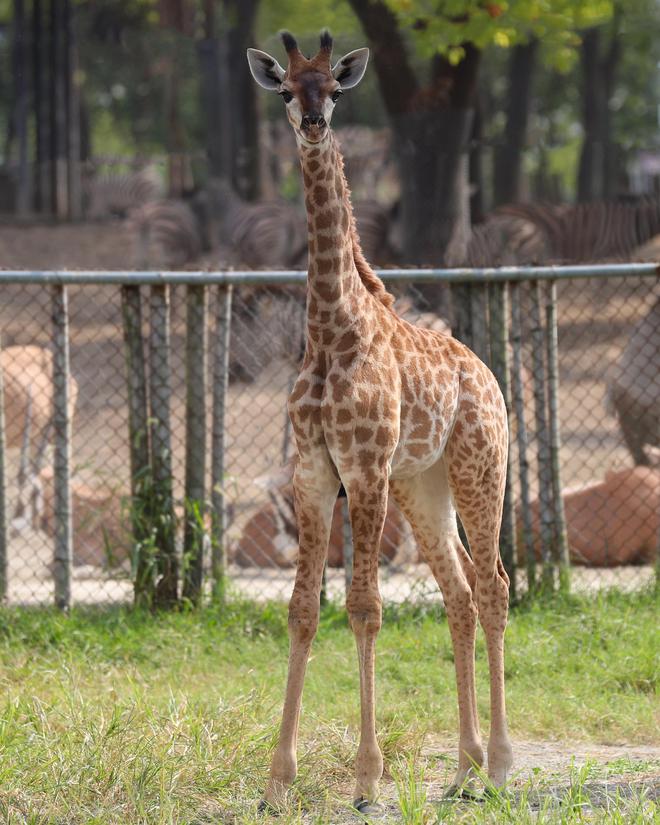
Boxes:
[247,31,369,145]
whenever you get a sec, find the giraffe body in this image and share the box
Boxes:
[248,31,512,810]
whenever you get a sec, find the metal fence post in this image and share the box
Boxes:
[510,282,535,592]
[182,284,208,605]
[52,285,72,610]
[489,281,516,598]
[530,280,556,590]
[471,282,490,365]
[544,280,570,593]
[0,342,7,604]
[149,284,178,608]
[211,285,232,602]
[120,285,153,607]
[451,282,473,350]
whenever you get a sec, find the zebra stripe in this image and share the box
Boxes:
[494,196,660,263]
[130,199,203,269]
[83,166,163,220]
[196,179,308,270]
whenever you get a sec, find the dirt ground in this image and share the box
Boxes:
[0,221,658,605]
[328,738,660,822]
[188,738,660,822]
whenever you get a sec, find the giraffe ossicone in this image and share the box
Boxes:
[247,29,513,811]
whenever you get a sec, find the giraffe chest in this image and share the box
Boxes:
[387,346,464,478]
[288,350,400,468]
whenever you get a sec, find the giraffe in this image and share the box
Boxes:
[247,31,513,812]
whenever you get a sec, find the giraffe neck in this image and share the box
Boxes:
[297,132,362,320]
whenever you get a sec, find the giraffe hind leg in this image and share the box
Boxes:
[390,459,484,793]
[445,423,514,788]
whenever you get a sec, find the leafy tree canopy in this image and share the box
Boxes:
[384,0,613,70]
[258,0,360,43]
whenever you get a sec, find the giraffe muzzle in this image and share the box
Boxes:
[300,114,327,142]
[301,114,326,128]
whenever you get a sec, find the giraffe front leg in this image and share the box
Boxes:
[262,458,340,810]
[344,479,388,811]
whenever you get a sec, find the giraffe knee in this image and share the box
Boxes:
[288,594,320,645]
[444,585,478,632]
[476,570,509,634]
[346,590,382,635]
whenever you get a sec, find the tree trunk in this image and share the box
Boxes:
[601,13,621,198]
[577,28,605,202]
[33,0,51,213]
[223,0,260,200]
[394,106,475,266]
[50,0,68,218]
[197,0,260,197]
[12,0,31,215]
[166,66,186,196]
[197,0,231,180]
[348,0,480,288]
[493,39,538,206]
[578,16,622,202]
[65,0,81,219]
[469,97,486,224]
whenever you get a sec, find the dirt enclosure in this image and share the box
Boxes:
[0,221,658,604]
[328,738,660,823]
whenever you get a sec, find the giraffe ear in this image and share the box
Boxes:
[247,48,286,90]
[332,48,369,89]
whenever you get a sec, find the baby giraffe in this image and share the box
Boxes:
[247,31,513,812]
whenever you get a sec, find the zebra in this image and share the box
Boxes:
[455,213,551,267]
[219,193,400,382]
[130,199,203,269]
[352,198,401,266]
[334,125,394,201]
[261,122,395,203]
[195,178,308,270]
[229,288,307,383]
[196,177,399,268]
[493,196,660,263]
[82,165,163,220]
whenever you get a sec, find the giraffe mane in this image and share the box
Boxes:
[352,231,395,309]
[334,135,395,310]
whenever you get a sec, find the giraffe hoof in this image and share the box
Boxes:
[442,784,484,802]
[353,796,381,815]
[257,799,279,816]
[483,784,508,800]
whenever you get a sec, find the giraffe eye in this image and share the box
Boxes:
[280,90,293,104]
[331,89,342,103]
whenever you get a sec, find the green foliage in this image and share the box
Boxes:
[257,0,360,40]
[384,0,613,71]
[610,0,660,152]
[76,2,203,157]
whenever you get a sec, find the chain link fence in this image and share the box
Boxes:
[0,266,657,608]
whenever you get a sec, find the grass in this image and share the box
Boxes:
[0,589,657,823]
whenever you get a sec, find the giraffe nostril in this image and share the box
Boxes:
[302,114,325,129]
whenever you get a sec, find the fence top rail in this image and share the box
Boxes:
[0,262,657,286]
